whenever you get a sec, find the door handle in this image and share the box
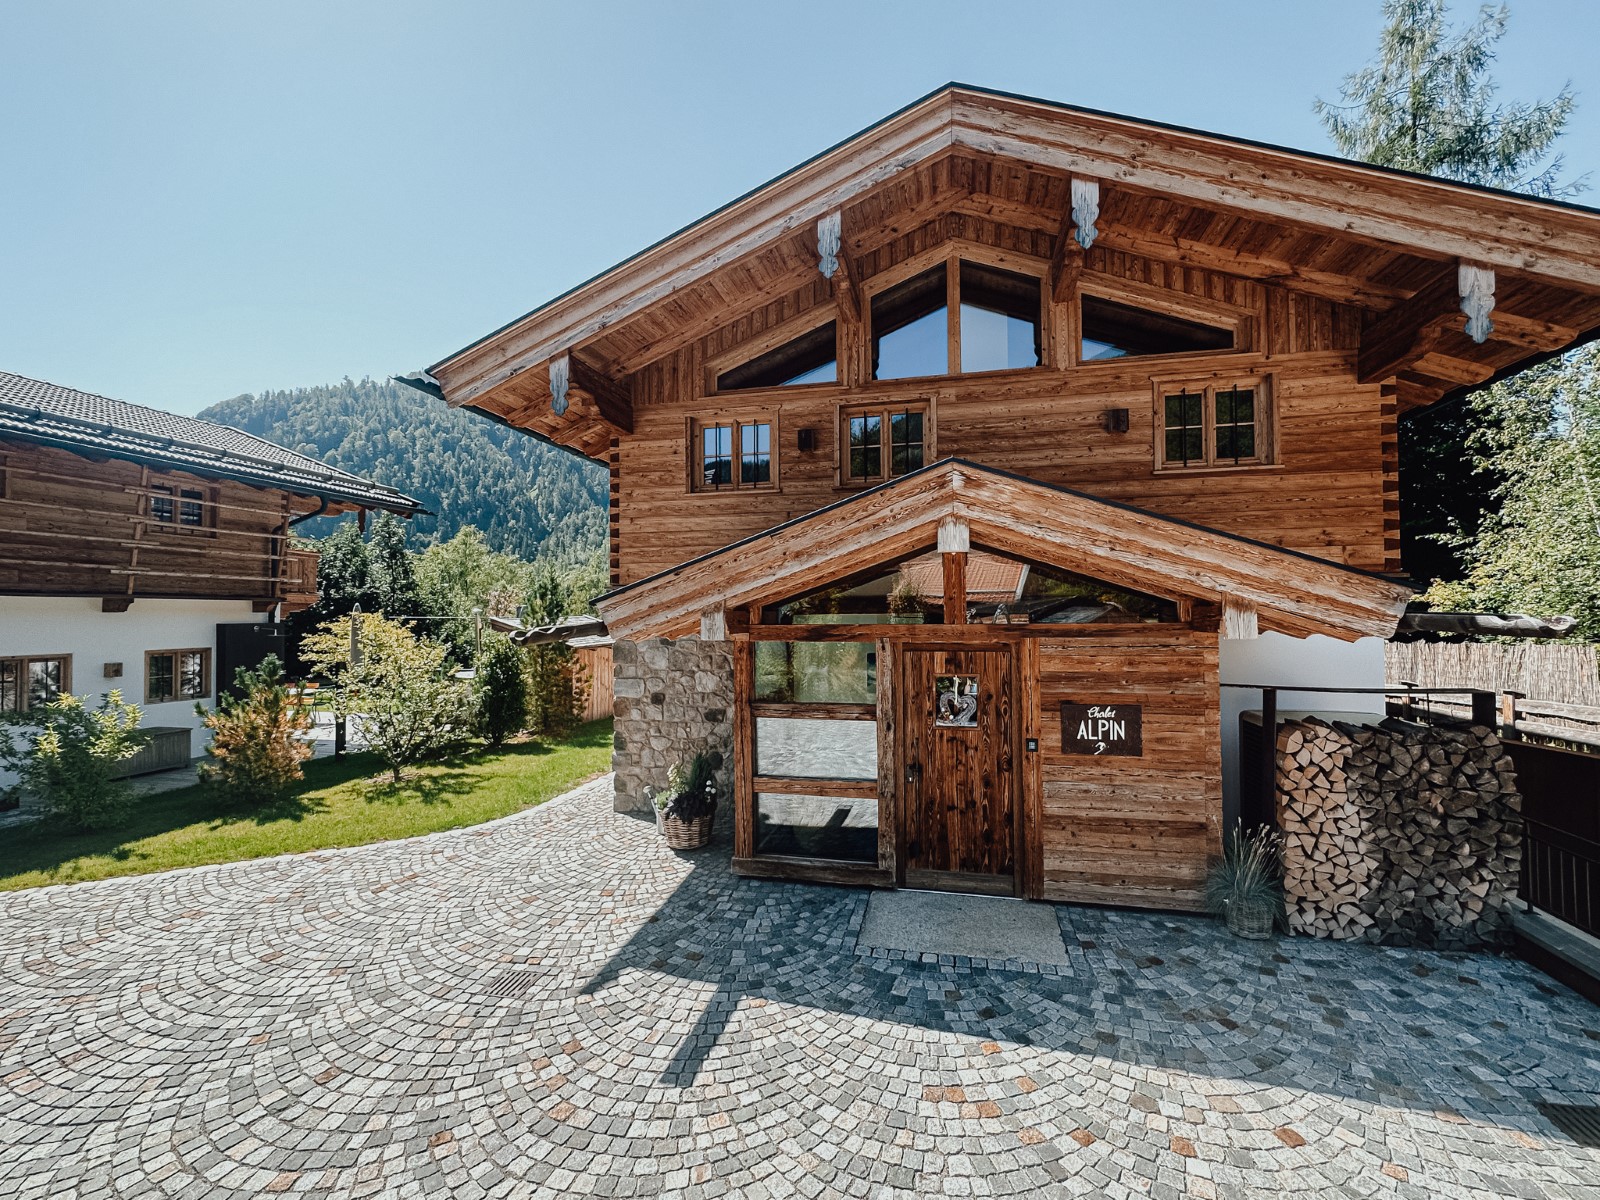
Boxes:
[906,763,921,784]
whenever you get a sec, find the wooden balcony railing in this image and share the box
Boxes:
[280,548,320,613]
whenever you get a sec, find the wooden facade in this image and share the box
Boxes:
[596,462,1406,909]
[422,86,1600,910]
[0,440,322,611]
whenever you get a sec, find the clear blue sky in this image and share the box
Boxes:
[3,0,1598,416]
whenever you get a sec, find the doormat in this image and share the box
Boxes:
[857,890,1071,968]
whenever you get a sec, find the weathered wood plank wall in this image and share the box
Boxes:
[0,440,292,601]
[1033,629,1222,911]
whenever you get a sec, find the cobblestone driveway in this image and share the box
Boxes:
[2,777,1598,1199]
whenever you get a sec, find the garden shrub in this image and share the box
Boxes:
[197,655,313,806]
[301,611,472,781]
[475,636,529,747]
[0,691,147,830]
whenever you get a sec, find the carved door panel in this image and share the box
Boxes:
[899,646,1017,894]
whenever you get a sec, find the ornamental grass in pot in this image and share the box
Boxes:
[650,749,722,850]
[1205,825,1284,940]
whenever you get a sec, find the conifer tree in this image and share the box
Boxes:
[1316,0,1582,586]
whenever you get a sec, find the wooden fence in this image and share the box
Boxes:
[1386,642,1600,708]
[574,644,614,722]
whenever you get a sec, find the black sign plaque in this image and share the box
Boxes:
[1060,702,1143,756]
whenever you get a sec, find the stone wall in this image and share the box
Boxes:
[611,637,735,815]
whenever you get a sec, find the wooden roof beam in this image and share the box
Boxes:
[1358,262,1495,384]
[544,353,632,433]
[568,354,633,434]
[816,211,860,322]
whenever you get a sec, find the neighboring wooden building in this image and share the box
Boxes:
[0,371,420,759]
[410,85,1600,910]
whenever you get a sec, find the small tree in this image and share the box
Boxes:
[522,562,584,736]
[197,656,313,806]
[0,692,147,830]
[475,636,530,747]
[301,612,471,781]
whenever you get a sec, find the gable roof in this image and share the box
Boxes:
[428,82,1600,424]
[0,372,422,515]
[595,458,1415,642]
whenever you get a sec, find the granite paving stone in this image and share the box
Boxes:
[1,774,1598,1198]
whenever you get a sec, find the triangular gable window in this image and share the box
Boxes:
[1081,295,1233,360]
[716,321,837,390]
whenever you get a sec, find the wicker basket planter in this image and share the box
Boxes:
[1224,899,1276,940]
[656,806,714,850]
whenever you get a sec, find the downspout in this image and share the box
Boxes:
[289,497,331,526]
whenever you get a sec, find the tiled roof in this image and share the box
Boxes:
[0,371,421,513]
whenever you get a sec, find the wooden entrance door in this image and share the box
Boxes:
[898,645,1018,894]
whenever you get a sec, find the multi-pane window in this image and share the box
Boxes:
[0,656,70,713]
[151,484,208,528]
[870,259,1044,381]
[693,417,775,491]
[842,404,928,484]
[1213,387,1257,463]
[146,649,210,704]
[1156,380,1270,470]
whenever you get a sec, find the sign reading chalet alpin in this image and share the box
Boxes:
[1060,702,1143,756]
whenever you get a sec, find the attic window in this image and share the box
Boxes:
[959,262,1040,372]
[1081,295,1233,360]
[871,260,1045,380]
[717,321,837,391]
[872,265,948,380]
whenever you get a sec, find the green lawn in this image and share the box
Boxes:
[0,719,613,892]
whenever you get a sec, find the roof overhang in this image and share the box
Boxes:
[429,83,1600,419]
[596,459,1415,642]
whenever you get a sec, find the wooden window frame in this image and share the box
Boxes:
[1151,374,1276,472]
[149,479,219,536]
[863,243,1050,382]
[838,399,934,488]
[706,308,842,396]
[0,655,72,713]
[1074,277,1252,367]
[688,411,780,495]
[144,647,211,705]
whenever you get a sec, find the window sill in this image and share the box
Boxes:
[1151,461,1279,477]
[686,487,783,498]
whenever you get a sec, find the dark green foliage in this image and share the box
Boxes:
[475,637,530,747]
[1399,402,1504,586]
[198,377,606,562]
[520,560,586,735]
[1317,0,1583,586]
[1426,346,1600,637]
[368,512,422,618]
[655,750,723,822]
[197,656,313,806]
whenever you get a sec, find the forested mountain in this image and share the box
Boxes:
[200,377,606,562]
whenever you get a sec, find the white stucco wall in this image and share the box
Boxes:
[0,596,266,760]
[1218,632,1387,825]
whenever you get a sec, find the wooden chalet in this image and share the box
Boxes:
[0,371,419,760]
[412,85,1600,910]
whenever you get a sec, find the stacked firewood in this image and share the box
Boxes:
[1274,716,1522,948]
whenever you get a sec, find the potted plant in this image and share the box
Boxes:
[650,749,722,850]
[1205,825,1284,939]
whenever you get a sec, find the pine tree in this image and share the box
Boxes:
[1316,0,1582,586]
[368,512,422,618]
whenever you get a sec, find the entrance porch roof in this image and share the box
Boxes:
[596,459,1414,642]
